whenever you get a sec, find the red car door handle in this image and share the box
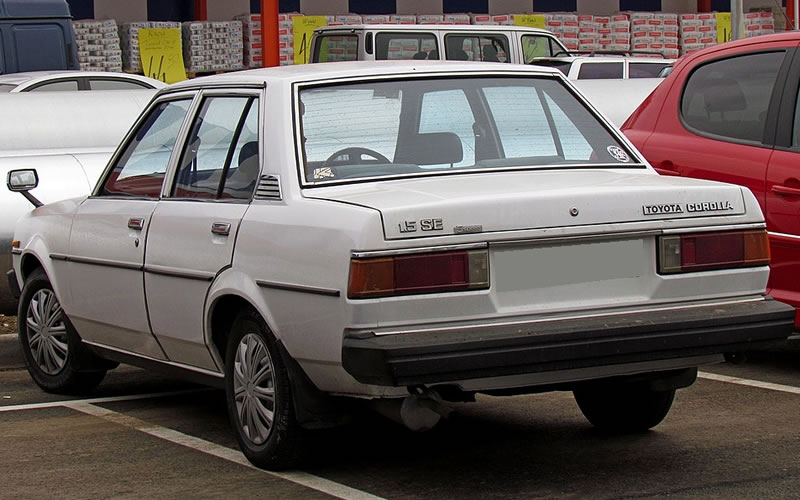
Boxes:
[772,185,800,196]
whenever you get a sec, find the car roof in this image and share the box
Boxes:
[536,55,673,64]
[314,24,554,34]
[165,60,565,92]
[0,70,166,88]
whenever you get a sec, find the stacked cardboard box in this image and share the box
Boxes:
[627,12,679,58]
[545,14,580,51]
[744,11,775,37]
[120,21,181,72]
[182,21,244,73]
[73,19,122,72]
[678,13,717,56]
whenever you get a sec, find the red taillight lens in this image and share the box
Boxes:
[348,250,489,299]
[658,230,770,274]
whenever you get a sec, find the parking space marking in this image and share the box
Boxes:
[699,371,800,395]
[68,402,384,500]
[0,389,207,412]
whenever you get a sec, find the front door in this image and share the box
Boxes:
[66,97,194,357]
[145,93,261,370]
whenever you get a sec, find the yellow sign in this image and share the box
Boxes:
[139,28,186,84]
[717,12,732,44]
[514,14,547,29]
[293,16,328,64]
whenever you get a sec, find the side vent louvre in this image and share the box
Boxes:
[254,175,282,201]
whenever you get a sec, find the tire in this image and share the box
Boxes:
[573,384,675,432]
[17,268,108,394]
[224,308,305,470]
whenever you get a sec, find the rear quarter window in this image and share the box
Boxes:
[681,51,785,143]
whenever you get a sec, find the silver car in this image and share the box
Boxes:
[7,61,794,470]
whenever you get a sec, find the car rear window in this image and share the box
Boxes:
[630,62,670,78]
[577,62,623,79]
[313,34,358,63]
[298,76,638,185]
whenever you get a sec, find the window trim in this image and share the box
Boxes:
[160,88,264,203]
[677,48,792,150]
[91,91,200,199]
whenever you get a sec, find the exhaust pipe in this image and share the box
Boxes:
[371,389,452,431]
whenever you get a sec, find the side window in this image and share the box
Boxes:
[445,34,509,63]
[681,51,785,143]
[100,99,192,197]
[522,35,558,63]
[313,35,358,63]
[27,80,80,92]
[375,32,438,60]
[417,90,476,167]
[577,62,623,79]
[172,96,259,200]
[629,62,669,78]
[90,79,152,90]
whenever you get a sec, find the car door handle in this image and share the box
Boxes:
[211,222,231,236]
[772,185,800,196]
[128,217,145,230]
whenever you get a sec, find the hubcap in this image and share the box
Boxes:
[26,289,68,375]
[233,333,276,445]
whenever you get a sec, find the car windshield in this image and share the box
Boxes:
[298,76,638,184]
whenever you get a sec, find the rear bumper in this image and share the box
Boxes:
[342,297,795,386]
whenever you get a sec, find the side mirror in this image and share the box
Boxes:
[6,169,42,207]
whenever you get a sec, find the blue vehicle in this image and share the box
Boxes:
[0,0,78,74]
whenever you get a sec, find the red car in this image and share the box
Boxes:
[622,32,800,328]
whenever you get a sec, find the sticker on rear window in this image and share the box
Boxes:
[607,146,630,163]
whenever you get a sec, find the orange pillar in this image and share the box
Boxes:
[262,0,280,67]
[697,0,711,13]
[788,1,796,30]
[194,0,207,21]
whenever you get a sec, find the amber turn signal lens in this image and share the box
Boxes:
[11,241,20,248]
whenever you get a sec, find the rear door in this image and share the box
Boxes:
[764,50,800,323]
[144,91,261,370]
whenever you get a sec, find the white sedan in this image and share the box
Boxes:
[6,61,794,470]
[0,70,165,92]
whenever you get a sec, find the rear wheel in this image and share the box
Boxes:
[224,308,305,470]
[18,268,107,394]
[573,384,675,432]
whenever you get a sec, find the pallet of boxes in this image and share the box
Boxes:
[120,21,182,73]
[183,21,244,74]
[72,19,123,71]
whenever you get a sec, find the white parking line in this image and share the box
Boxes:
[698,371,800,395]
[68,402,384,500]
[0,389,207,412]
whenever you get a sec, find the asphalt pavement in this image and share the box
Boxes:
[1,330,799,499]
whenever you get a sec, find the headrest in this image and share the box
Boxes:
[702,76,747,113]
[394,132,463,165]
[238,141,260,174]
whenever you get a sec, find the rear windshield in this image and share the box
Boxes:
[298,76,638,185]
[313,34,358,63]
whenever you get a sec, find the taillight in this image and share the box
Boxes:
[658,229,769,274]
[348,249,489,299]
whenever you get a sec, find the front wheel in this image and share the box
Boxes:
[224,308,305,470]
[18,268,108,394]
[573,385,675,432]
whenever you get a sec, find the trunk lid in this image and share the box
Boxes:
[304,170,747,240]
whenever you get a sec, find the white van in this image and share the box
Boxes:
[309,24,568,64]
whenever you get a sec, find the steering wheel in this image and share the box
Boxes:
[321,147,390,169]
